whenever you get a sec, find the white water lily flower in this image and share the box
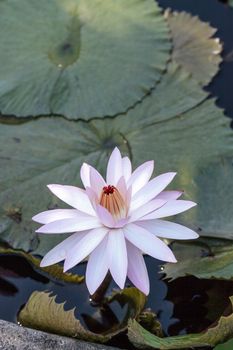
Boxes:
[33,148,198,295]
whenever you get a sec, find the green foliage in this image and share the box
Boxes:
[214,339,233,349]
[166,10,222,86]
[163,238,233,281]
[18,288,146,342]
[0,245,83,283]
[128,296,233,349]
[1,63,232,256]
[0,0,170,119]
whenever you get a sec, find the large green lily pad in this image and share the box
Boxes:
[0,63,232,255]
[0,0,171,119]
[166,11,222,86]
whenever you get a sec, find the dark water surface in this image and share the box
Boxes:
[1,1,233,349]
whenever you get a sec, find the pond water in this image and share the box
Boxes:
[0,1,233,349]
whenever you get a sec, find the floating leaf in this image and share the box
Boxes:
[0,63,232,255]
[128,296,233,349]
[163,238,233,281]
[178,157,233,240]
[166,10,222,85]
[19,288,146,342]
[0,245,83,284]
[214,339,233,349]
[0,0,171,119]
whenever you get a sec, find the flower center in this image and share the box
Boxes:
[100,185,126,220]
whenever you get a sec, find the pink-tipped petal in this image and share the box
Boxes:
[47,184,95,216]
[106,148,123,186]
[40,231,87,267]
[129,199,166,222]
[80,163,91,188]
[126,241,149,295]
[86,236,109,295]
[124,223,177,263]
[156,191,183,201]
[122,157,132,182]
[64,227,108,272]
[128,161,154,196]
[36,217,101,234]
[107,229,127,289]
[32,209,86,224]
[138,220,199,240]
[130,173,177,211]
[96,205,115,228]
[89,167,106,198]
[141,200,197,220]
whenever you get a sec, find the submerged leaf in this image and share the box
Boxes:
[166,10,222,85]
[0,63,232,255]
[19,287,146,342]
[0,245,83,283]
[163,238,233,281]
[128,296,233,349]
[0,0,171,119]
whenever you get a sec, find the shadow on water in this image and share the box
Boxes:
[1,1,233,349]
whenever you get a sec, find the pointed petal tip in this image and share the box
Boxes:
[140,286,150,296]
[63,263,70,273]
[32,214,39,222]
[40,260,49,268]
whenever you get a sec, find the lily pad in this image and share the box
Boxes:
[128,296,233,349]
[0,245,83,284]
[214,339,233,349]
[18,287,146,342]
[166,11,222,85]
[163,238,233,281]
[0,63,232,255]
[0,0,171,119]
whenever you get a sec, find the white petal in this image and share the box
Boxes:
[40,231,87,267]
[80,163,91,188]
[85,186,98,208]
[64,227,108,272]
[122,157,132,182]
[126,241,149,295]
[86,236,109,295]
[47,184,96,216]
[128,161,154,196]
[156,191,183,201]
[96,205,115,228]
[138,220,199,240]
[116,176,127,200]
[130,173,176,211]
[106,148,123,186]
[107,229,127,289]
[89,167,106,198]
[129,199,166,222]
[32,209,85,224]
[124,223,177,263]
[36,217,101,234]
[141,200,197,220]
